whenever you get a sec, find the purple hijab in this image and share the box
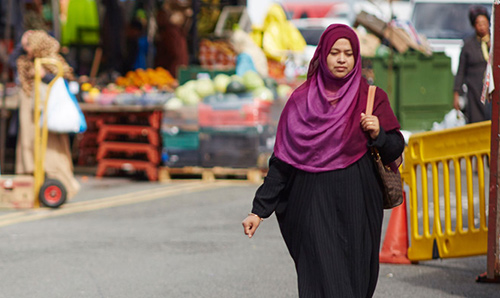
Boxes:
[274,24,401,172]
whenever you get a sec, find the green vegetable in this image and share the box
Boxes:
[277,84,293,100]
[194,78,216,99]
[252,86,274,101]
[242,70,265,91]
[165,97,184,109]
[213,74,232,93]
[226,81,247,94]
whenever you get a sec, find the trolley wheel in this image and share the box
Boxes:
[39,179,67,208]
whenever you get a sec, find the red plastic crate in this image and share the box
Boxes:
[198,99,272,127]
[96,159,158,181]
[97,125,160,146]
[97,142,160,164]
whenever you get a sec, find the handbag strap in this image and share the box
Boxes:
[366,85,378,157]
[365,85,377,116]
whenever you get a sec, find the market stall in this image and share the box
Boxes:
[0,0,303,182]
[69,1,305,181]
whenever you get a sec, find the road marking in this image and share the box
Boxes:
[0,181,231,228]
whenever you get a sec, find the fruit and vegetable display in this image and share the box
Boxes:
[80,69,177,106]
[165,70,293,110]
[197,0,221,37]
[78,63,294,110]
[115,67,178,90]
[198,39,237,69]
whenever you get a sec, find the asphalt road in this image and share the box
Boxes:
[0,176,498,298]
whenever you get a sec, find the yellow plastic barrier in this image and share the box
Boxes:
[401,121,491,261]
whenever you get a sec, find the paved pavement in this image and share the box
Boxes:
[0,175,498,297]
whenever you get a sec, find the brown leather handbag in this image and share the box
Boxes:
[366,85,404,209]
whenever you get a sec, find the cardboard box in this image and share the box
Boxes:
[0,176,35,209]
[383,26,410,53]
[354,11,387,37]
[383,25,433,55]
[355,28,381,57]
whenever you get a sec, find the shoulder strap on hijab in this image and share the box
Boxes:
[366,85,377,115]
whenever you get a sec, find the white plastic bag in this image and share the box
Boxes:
[42,77,87,133]
[432,109,466,131]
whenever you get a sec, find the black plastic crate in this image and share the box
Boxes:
[162,149,201,167]
[199,125,275,168]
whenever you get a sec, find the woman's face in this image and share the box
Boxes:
[327,38,355,78]
[474,15,490,38]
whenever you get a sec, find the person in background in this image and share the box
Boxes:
[8,30,34,81]
[453,5,491,123]
[154,1,191,78]
[16,30,80,199]
[123,17,147,72]
[101,0,125,78]
[242,24,404,297]
[23,0,50,32]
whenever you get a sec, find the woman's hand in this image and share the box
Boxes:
[453,91,461,111]
[360,113,380,139]
[242,214,262,238]
[39,67,46,78]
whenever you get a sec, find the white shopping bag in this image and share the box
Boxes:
[42,77,87,133]
[432,109,466,131]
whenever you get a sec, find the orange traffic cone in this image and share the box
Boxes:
[379,192,412,264]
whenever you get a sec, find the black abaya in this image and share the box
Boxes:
[251,129,405,298]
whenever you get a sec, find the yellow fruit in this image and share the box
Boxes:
[81,83,92,91]
[89,88,100,96]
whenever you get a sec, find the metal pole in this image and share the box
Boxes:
[188,0,200,65]
[482,1,500,282]
[0,0,13,173]
[145,0,156,69]
[51,0,61,41]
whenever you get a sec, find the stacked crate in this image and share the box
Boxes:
[95,110,162,181]
[161,106,200,167]
[198,93,275,169]
[76,113,118,167]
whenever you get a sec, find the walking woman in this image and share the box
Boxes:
[453,5,491,123]
[16,30,81,199]
[242,24,405,297]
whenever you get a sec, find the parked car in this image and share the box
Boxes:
[354,0,413,22]
[410,0,492,74]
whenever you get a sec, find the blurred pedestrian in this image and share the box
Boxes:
[154,2,190,78]
[453,5,491,123]
[8,30,34,82]
[101,0,125,78]
[16,30,81,199]
[242,24,404,297]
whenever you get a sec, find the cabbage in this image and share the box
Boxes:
[252,86,274,101]
[174,85,188,99]
[194,78,216,98]
[164,97,184,110]
[182,89,201,105]
[183,80,197,90]
[242,70,265,90]
[231,74,244,84]
[175,85,201,105]
[213,74,232,93]
[277,84,293,99]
